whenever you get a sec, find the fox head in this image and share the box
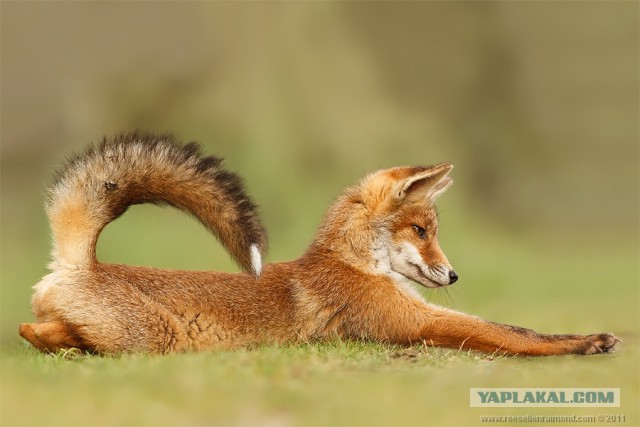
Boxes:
[372,163,456,288]
[316,163,456,289]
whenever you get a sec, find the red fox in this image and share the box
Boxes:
[19,132,620,356]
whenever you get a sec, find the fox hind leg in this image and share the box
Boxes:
[19,321,88,353]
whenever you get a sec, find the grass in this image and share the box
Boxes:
[2,339,638,427]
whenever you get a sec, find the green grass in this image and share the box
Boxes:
[2,340,638,427]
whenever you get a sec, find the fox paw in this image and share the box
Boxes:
[579,333,621,355]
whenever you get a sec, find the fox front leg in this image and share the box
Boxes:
[413,308,621,356]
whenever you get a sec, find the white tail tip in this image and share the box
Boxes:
[250,244,263,277]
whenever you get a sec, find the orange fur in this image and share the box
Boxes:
[20,133,620,356]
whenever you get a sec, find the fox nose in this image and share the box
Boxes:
[448,270,458,284]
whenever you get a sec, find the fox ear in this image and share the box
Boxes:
[395,163,453,203]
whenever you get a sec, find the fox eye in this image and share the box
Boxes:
[412,225,427,239]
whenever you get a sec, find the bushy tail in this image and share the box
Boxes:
[47,131,267,275]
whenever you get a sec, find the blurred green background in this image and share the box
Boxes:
[2,0,638,359]
[1,2,638,426]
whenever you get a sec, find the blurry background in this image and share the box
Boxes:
[1,2,638,347]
